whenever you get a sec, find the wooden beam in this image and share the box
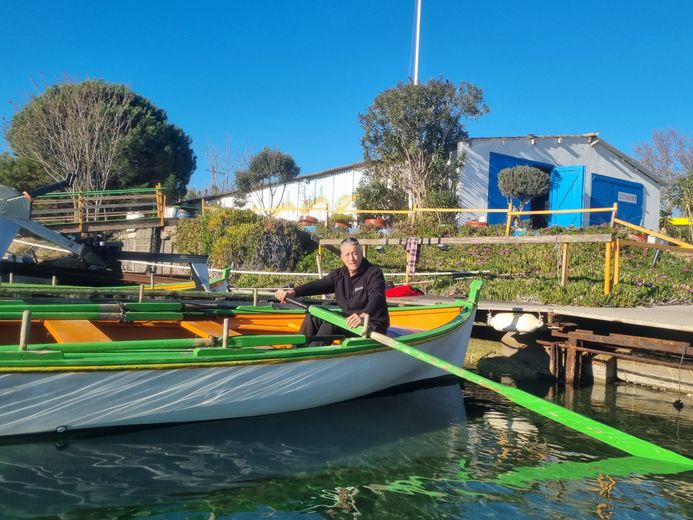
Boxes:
[560,243,570,287]
[44,320,112,344]
[180,320,242,339]
[619,239,693,254]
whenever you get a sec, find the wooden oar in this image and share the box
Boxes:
[308,305,693,467]
[283,297,309,309]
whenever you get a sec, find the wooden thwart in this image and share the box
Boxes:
[180,320,242,339]
[44,320,112,344]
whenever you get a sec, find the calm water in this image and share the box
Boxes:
[0,376,690,519]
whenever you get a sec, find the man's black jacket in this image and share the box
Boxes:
[293,258,390,333]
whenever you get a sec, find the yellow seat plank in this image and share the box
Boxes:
[44,320,112,344]
[180,320,242,338]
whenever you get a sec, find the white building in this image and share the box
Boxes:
[457,133,661,229]
[213,163,366,223]
[189,133,661,230]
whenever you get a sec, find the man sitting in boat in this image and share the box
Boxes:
[275,237,390,345]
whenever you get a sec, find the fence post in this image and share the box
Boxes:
[405,250,410,285]
[613,239,620,286]
[155,183,163,221]
[504,203,513,236]
[560,242,570,287]
[610,203,618,227]
[77,194,85,232]
[603,240,613,295]
[316,252,326,299]
[160,194,166,227]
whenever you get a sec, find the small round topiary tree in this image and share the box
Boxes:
[497,165,550,213]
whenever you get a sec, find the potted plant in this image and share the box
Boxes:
[497,165,550,228]
[298,214,318,226]
[330,212,353,229]
[363,217,386,229]
[465,215,488,229]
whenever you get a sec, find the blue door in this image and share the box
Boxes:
[548,166,585,227]
[487,152,553,224]
[589,174,644,226]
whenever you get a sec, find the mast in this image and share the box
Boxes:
[413,0,422,85]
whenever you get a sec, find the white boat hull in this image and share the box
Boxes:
[0,313,474,437]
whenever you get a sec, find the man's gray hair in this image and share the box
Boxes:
[340,237,361,249]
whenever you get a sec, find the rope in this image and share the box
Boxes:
[673,344,689,411]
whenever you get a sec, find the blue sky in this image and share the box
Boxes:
[1,0,691,190]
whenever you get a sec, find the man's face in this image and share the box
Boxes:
[340,244,363,275]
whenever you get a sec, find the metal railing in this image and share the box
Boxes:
[252,203,620,236]
[317,206,692,295]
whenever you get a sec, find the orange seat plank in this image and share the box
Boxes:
[44,320,112,344]
[180,320,242,338]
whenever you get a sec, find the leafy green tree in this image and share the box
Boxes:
[5,79,195,200]
[115,106,196,200]
[354,176,408,224]
[234,148,300,215]
[359,78,488,210]
[498,165,550,213]
[0,153,48,191]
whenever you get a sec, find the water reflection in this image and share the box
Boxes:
[0,377,691,519]
[0,380,467,518]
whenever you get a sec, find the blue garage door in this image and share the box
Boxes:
[487,153,554,224]
[589,174,644,226]
[548,166,585,227]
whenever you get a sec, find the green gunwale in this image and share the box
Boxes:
[0,300,475,371]
[0,273,228,295]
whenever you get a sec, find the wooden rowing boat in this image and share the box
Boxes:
[0,269,229,293]
[0,283,480,437]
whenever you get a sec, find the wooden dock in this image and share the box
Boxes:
[388,296,693,333]
[388,295,692,392]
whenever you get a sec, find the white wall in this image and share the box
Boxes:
[218,166,364,223]
[457,136,661,229]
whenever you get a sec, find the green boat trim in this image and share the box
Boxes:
[0,301,475,371]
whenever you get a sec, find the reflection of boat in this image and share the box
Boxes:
[0,381,467,518]
[0,289,479,437]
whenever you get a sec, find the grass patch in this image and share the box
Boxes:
[177,213,692,307]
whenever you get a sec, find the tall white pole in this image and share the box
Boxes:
[413,0,422,85]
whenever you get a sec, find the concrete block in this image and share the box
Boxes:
[591,354,617,384]
[617,358,693,394]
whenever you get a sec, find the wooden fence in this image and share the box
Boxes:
[320,224,692,295]
[32,185,165,231]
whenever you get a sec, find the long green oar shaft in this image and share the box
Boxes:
[309,306,693,467]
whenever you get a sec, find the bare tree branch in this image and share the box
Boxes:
[6,78,135,212]
[635,129,693,213]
